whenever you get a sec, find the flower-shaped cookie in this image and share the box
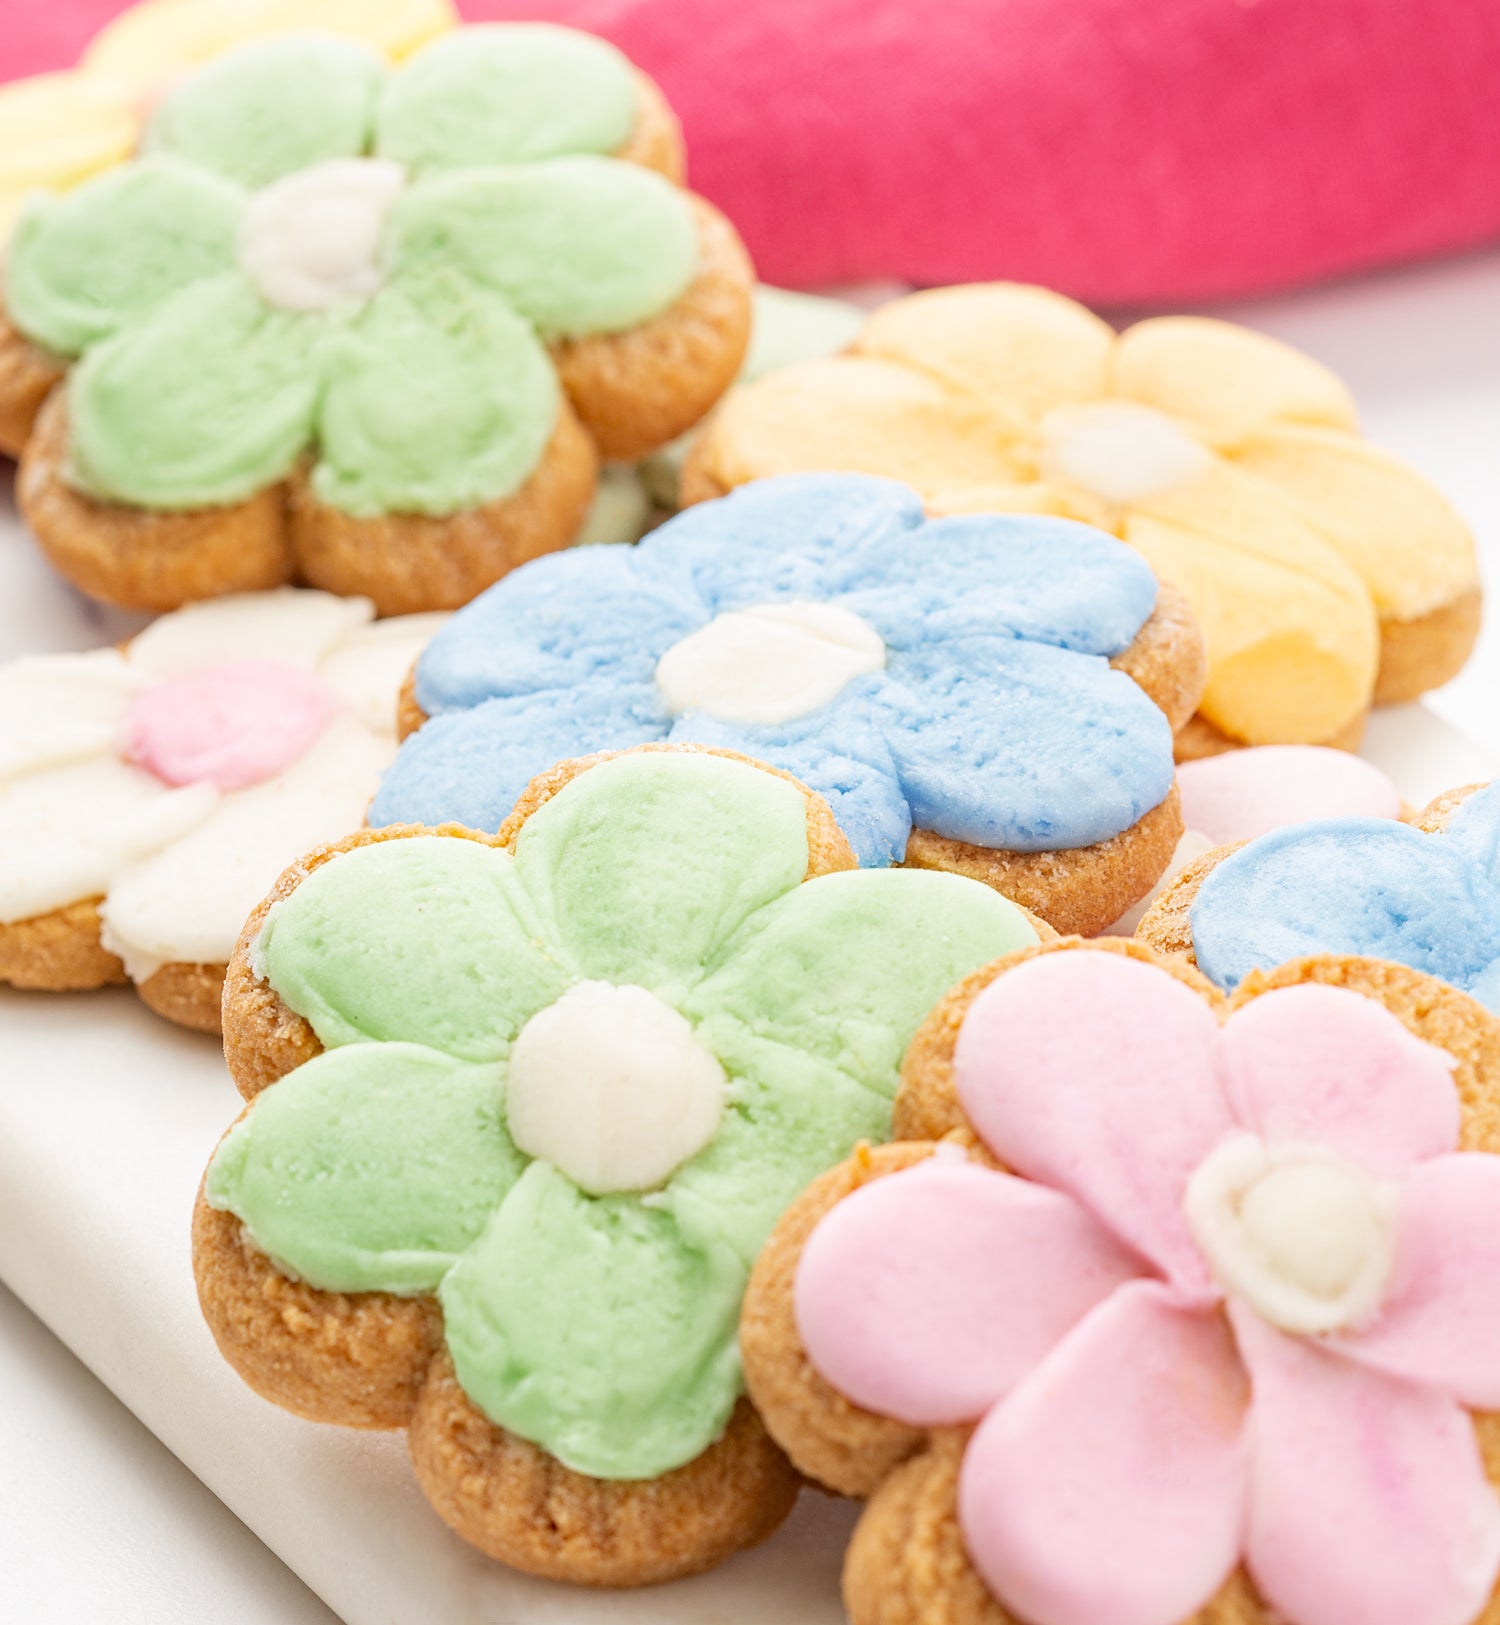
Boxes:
[1140,779,1500,1012]
[0,0,457,241]
[378,473,1204,935]
[0,588,442,1031]
[1106,744,1402,934]
[742,941,1500,1625]
[194,746,1038,1583]
[1,23,751,615]
[686,283,1480,754]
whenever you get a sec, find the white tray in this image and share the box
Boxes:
[2,246,1498,1624]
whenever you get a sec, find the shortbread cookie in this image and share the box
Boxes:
[684,283,1480,753]
[1105,744,1402,934]
[0,589,443,1031]
[1,23,751,614]
[377,472,1206,936]
[1137,779,1500,1011]
[742,937,1500,1625]
[193,746,1039,1583]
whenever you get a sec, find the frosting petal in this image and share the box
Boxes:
[1217,984,1460,1176]
[0,756,213,926]
[389,157,698,338]
[795,1156,1141,1427]
[959,1282,1249,1625]
[317,611,450,736]
[372,683,670,833]
[1444,782,1500,879]
[510,751,810,1006]
[101,715,393,981]
[127,587,372,677]
[687,867,1038,1091]
[206,1041,520,1294]
[837,511,1159,656]
[1334,1155,1500,1410]
[0,650,140,777]
[707,355,1023,494]
[1124,459,1378,745]
[258,834,570,1061]
[954,950,1229,1292]
[1113,316,1357,446]
[6,156,243,357]
[1236,1307,1500,1625]
[879,636,1175,852]
[438,1159,747,1480]
[666,700,910,868]
[375,23,639,172]
[312,264,558,519]
[1175,745,1401,847]
[69,273,322,510]
[661,1030,892,1268]
[1232,424,1477,622]
[143,35,383,189]
[412,541,706,713]
[857,283,1113,432]
[1190,818,1500,1001]
[648,472,925,610]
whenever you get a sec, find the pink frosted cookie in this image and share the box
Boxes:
[1106,745,1401,934]
[742,938,1500,1625]
[0,588,445,1031]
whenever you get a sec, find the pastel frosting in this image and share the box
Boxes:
[795,949,1500,1625]
[1105,745,1402,934]
[0,589,445,982]
[374,472,1176,867]
[698,284,1476,746]
[1191,782,1500,1011]
[4,25,698,517]
[206,749,1038,1479]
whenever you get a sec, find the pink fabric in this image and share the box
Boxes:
[1177,747,1402,847]
[122,659,336,790]
[795,952,1500,1625]
[8,1,1500,303]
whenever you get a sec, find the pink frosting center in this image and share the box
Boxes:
[122,660,338,792]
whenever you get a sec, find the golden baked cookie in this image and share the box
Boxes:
[0,589,443,1032]
[742,935,1500,1625]
[375,472,1208,937]
[684,283,1480,755]
[195,743,1045,1582]
[2,23,751,614]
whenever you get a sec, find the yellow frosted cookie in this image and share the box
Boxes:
[686,284,1481,754]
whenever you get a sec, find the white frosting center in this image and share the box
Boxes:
[239,158,405,313]
[655,601,885,726]
[505,981,726,1195]
[1040,401,1209,507]
[1184,1134,1396,1334]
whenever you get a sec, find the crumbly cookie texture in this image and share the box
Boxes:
[741,936,1500,1625]
[3,36,752,614]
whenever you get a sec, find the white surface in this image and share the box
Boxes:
[0,1282,339,1625]
[0,244,1498,1623]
